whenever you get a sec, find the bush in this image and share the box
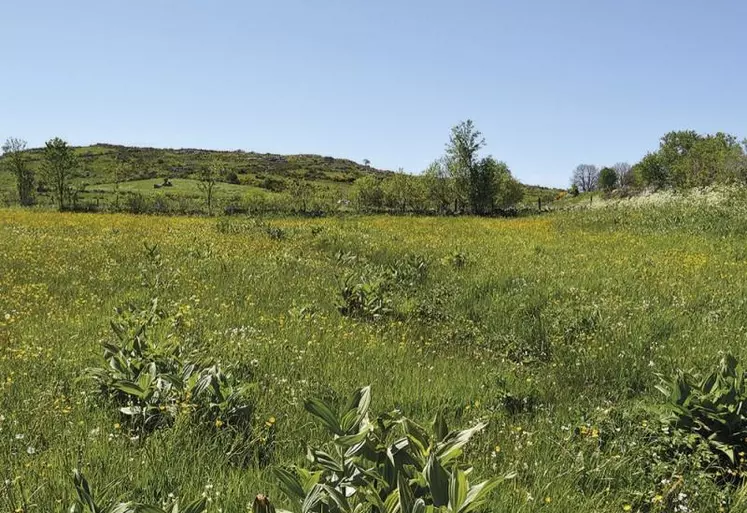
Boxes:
[337,272,391,321]
[657,354,747,475]
[273,386,509,513]
[124,192,149,214]
[225,170,240,184]
[86,300,259,446]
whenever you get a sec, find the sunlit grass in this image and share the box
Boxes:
[2,203,747,511]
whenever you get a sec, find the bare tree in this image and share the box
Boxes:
[571,164,599,192]
[612,162,633,187]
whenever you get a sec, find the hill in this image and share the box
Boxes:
[3,143,390,189]
[0,143,564,212]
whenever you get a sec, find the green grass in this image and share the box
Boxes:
[3,194,747,511]
[90,178,263,197]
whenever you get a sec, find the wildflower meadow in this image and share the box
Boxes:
[3,196,747,511]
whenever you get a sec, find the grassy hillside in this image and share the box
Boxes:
[0,143,563,212]
[2,143,389,188]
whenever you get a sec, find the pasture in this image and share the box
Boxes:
[2,199,747,512]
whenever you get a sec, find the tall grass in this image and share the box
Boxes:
[2,201,747,511]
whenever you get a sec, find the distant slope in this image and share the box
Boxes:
[0,143,564,203]
[3,143,391,189]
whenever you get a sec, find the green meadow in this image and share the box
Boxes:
[4,189,747,511]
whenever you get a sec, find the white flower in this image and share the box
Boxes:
[26,446,36,455]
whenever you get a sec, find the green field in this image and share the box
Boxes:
[3,193,747,511]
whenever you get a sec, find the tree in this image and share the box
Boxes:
[362,159,371,167]
[422,159,454,214]
[198,160,220,215]
[612,162,633,187]
[633,152,667,188]
[42,137,77,211]
[598,167,618,192]
[633,130,746,189]
[493,162,524,208]
[571,164,599,192]
[351,175,383,211]
[382,169,421,213]
[659,130,700,166]
[468,157,500,215]
[672,132,744,187]
[288,179,314,213]
[445,120,485,212]
[1,137,34,206]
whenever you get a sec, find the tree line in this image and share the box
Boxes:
[0,121,526,216]
[351,120,523,215]
[570,130,747,194]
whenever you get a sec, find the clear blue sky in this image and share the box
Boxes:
[1,1,745,187]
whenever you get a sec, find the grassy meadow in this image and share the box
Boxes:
[3,195,747,511]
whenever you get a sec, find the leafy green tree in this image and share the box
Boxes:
[468,157,500,215]
[659,130,700,167]
[445,120,485,212]
[351,175,383,212]
[673,133,744,187]
[197,160,220,215]
[635,130,746,189]
[382,169,422,213]
[42,137,77,211]
[1,137,34,206]
[598,167,618,192]
[422,159,454,214]
[493,162,524,208]
[633,152,667,188]
[569,183,580,196]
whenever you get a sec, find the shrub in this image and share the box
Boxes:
[337,273,391,321]
[387,254,429,286]
[86,300,258,442]
[273,386,509,513]
[657,354,747,473]
[124,192,149,214]
[225,170,241,184]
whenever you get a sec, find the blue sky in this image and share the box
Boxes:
[1,1,745,187]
